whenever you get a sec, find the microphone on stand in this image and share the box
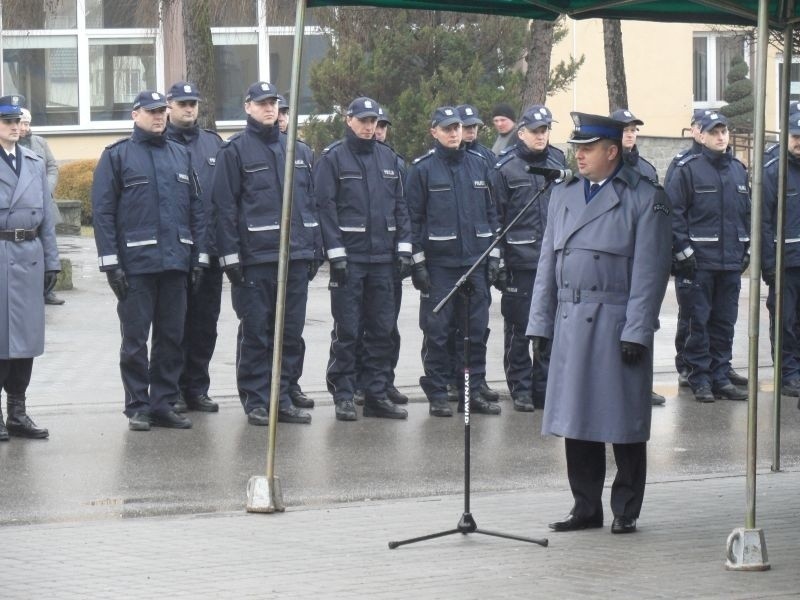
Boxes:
[523,165,573,182]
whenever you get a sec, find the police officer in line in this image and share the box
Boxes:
[528,112,672,535]
[764,100,800,162]
[274,92,316,410]
[458,104,495,164]
[491,104,564,413]
[315,97,411,422]
[353,104,410,407]
[667,111,750,403]
[610,108,667,407]
[92,90,208,431]
[0,94,59,440]
[164,81,224,414]
[213,81,319,426]
[406,106,502,418]
[761,110,800,400]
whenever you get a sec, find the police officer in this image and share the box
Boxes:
[276,95,290,134]
[0,94,59,440]
[528,112,672,534]
[406,106,502,418]
[92,90,208,431]
[316,97,411,422]
[164,81,224,414]
[491,105,564,412]
[458,104,495,164]
[213,81,319,426]
[764,101,800,162]
[667,111,750,403]
[762,111,800,399]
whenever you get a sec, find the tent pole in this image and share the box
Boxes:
[772,19,794,473]
[246,0,308,514]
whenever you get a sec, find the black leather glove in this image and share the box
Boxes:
[493,266,508,292]
[307,259,322,281]
[224,265,245,286]
[675,254,697,280]
[396,255,413,280]
[487,256,501,285]
[741,253,750,274]
[44,271,59,294]
[191,267,204,294]
[106,268,129,301]
[762,267,776,287]
[621,341,646,365]
[411,262,431,293]
[529,336,548,361]
[329,259,348,285]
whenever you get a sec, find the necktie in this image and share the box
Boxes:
[8,153,15,172]
[587,182,600,203]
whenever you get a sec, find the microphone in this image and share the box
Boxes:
[524,165,573,182]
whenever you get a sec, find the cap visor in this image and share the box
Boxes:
[462,118,483,126]
[435,116,461,127]
[568,135,601,145]
[352,110,380,118]
[249,93,279,102]
[168,95,199,102]
[143,102,168,110]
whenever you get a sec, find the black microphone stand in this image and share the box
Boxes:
[388,172,567,550]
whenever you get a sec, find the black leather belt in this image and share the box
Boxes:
[0,228,37,242]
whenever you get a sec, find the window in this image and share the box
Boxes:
[85,0,158,28]
[268,34,329,115]
[693,33,747,107]
[213,33,258,121]
[1,0,77,29]
[89,38,156,121]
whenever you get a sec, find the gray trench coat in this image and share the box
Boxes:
[527,165,671,443]
[0,145,60,359]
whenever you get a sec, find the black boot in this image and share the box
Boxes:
[6,394,49,439]
[0,406,9,441]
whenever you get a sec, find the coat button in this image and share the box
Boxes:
[564,249,571,255]
[591,285,597,291]
[586,317,593,322]
[564,282,569,287]
[593,254,599,259]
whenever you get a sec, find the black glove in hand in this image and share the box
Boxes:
[44,271,59,294]
[224,265,245,286]
[396,255,413,280]
[487,256,501,285]
[191,267,204,294]
[106,268,129,301]
[762,267,776,287]
[741,253,750,274]
[529,335,548,361]
[307,259,322,282]
[675,254,697,280]
[493,267,508,293]
[411,262,431,293]
[330,259,348,285]
[621,341,646,365]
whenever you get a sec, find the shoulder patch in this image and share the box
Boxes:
[466,148,488,162]
[105,137,129,150]
[412,149,436,165]
[765,156,779,169]
[321,139,343,155]
[493,152,515,170]
[202,128,224,141]
[653,201,670,216]
[676,153,700,167]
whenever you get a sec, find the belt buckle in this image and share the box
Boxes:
[573,289,581,303]
[14,229,24,242]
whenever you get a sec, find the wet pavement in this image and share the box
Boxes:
[2,236,800,598]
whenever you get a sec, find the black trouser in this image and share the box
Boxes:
[0,358,34,397]
[180,260,223,399]
[766,267,800,384]
[355,272,403,389]
[564,437,647,521]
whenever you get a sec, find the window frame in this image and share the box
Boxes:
[692,31,749,110]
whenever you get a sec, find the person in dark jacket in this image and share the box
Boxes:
[491,103,517,155]
[165,81,224,415]
[92,90,208,431]
[316,97,411,422]
[491,104,564,412]
[666,111,750,403]
[213,81,319,426]
[406,106,502,418]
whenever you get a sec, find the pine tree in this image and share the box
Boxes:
[720,55,754,131]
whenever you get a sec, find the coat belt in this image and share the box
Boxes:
[557,288,628,305]
[0,228,37,242]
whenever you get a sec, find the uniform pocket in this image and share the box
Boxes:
[125,228,158,247]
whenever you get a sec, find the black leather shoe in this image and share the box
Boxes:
[429,398,453,417]
[446,383,459,403]
[727,368,748,387]
[278,405,311,424]
[477,381,500,402]
[693,385,715,403]
[512,392,535,412]
[45,291,65,305]
[335,399,358,421]
[247,407,269,426]
[386,385,409,405]
[713,383,748,401]
[458,397,501,415]
[783,380,800,397]
[651,391,666,406]
[186,393,219,413]
[364,396,408,419]
[173,395,188,413]
[6,414,49,439]
[151,410,192,429]
[611,516,637,534]
[353,389,365,406]
[549,513,603,532]
[289,387,315,409]
[678,371,690,387]
[128,412,151,432]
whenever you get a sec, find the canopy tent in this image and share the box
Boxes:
[263,0,790,569]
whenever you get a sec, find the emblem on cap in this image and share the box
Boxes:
[364,100,373,108]
[465,108,474,115]
[183,85,192,93]
[444,108,453,115]
[12,95,20,105]
[534,112,542,120]
[151,92,160,100]
[261,83,268,91]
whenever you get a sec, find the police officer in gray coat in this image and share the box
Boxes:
[0,94,60,440]
[528,113,672,534]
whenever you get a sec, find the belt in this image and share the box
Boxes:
[0,228,37,242]
[557,288,629,305]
